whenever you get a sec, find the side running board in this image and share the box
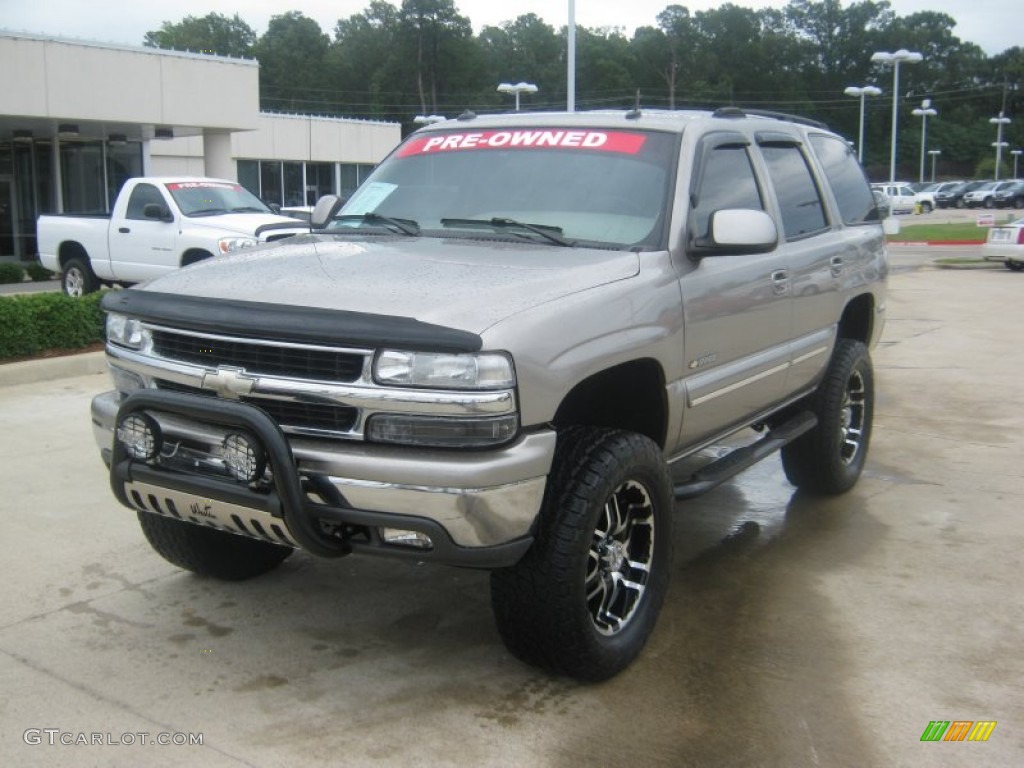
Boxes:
[673,410,818,500]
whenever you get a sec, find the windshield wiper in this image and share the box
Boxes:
[440,217,573,247]
[187,208,228,217]
[230,206,270,213]
[333,213,420,236]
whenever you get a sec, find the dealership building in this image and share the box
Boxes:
[0,30,402,262]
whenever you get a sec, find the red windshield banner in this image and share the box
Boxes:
[397,130,647,157]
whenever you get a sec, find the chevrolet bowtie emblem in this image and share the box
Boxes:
[201,367,256,399]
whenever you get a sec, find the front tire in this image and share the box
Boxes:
[781,339,874,495]
[490,427,673,681]
[137,511,292,580]
[62,257,99,297]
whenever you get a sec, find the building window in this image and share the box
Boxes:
[306,162,334,204]
[283,162,304,206]
[339,163,375,200]
[238,160,259,198]
[106,142,143,210]
[60,141,106,213]
[259,161,282,206]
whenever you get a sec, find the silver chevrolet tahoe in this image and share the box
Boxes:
[93,107,887,680]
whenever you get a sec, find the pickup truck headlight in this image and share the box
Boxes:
[218,237,258,254]
[106,313,148,350]
[374,350,515,390]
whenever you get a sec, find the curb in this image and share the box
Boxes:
[0,351,107,388]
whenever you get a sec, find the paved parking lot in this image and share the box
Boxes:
[1,255,1022,767]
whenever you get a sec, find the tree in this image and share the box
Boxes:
[398,0,474,116]
[256,12,330,113]
[143,12,256,57]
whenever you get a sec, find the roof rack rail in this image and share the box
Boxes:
[711,106,829,130]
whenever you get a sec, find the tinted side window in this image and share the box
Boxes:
[760,143,828,239]
[691,143,763,239]
[125,183,166,220]
[809,135,879,226]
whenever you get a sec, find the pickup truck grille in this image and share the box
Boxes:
[154,379,359,435]
[150,329,364,383]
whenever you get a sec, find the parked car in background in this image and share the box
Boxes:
[38,178,307,296]
[872,183,917,214]
[935,180,990,209]
[964,180,1017,209]
[982,216,1024,270]
[991,181,1024,209]
[914,181,962,213]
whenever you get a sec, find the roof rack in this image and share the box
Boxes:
[711,106,828,130]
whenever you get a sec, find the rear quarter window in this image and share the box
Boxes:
[809,135,879,225]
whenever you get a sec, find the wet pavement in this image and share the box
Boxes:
[1,261,1022,766]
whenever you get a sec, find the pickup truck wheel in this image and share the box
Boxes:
[62,258,99,297]
[490,427,672,681]
[136,511,292,580]
[1006,261,1024,272]
[781,339,873,494]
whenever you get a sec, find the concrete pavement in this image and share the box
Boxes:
[1,262,1021,766]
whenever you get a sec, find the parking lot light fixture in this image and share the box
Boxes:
[990,113,1012,180]
[413,115,446,126]
[844,85,883,163]
[871,49,923,187]
[928,149,942,182]
[497,82,538,111]
[912,99,937,183]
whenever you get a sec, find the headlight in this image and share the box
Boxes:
[106,313,147,350]
[374,350,515,390]
[218,237,258,254]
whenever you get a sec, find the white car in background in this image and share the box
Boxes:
[872,183,918,214]
[982,216,1024,271]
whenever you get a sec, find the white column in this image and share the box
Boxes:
[203,130,235,180]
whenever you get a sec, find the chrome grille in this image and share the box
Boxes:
[155,379,358,435]
[150,329,364,383]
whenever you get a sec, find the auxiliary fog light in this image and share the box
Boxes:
[116,413,162,461]
[381,528,434,550]
[222,432,267,484]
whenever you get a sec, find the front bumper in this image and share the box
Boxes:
[93,389,554,567]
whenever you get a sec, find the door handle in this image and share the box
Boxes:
[771,269,789,295]
[118,227,130,234]
[830,256,843,278]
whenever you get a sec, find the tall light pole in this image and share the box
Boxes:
[912,99,937,183]
[844,85,882,163]
[928,149,942,182]
[1012,149,1023,179]
[990,112,1011,180]
[497,82,538,111]
[568,0,576,111]
[871,49,923,187]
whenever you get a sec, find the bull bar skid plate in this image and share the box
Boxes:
[110,390,533,568]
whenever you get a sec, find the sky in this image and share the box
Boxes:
[1,0,1018,57]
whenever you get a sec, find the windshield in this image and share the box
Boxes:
[336,127,676,249]
[166,181,273,217]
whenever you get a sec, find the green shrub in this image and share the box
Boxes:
[25,262,55,282]
[0,292,106,360]
[0,263,25,284]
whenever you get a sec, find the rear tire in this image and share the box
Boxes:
[62,257,99,297]
[490,427,673,681]
[137,511,292,580]
[781,339,874,495]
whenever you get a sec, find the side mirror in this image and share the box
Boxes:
[143,203,173,223]
[310,195,344,230]
[693,209,778,256]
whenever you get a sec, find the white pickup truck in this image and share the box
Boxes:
[38,177,307,296]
